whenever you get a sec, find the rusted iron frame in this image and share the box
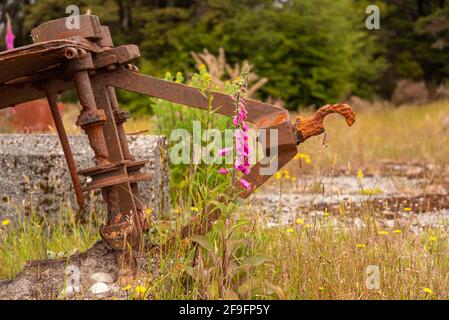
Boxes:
[0,14,355,257]
[0,44,140,110]
[72,67,150,251]
[73,70,110,167]
[89,76,150,252]
[44,88,85,219]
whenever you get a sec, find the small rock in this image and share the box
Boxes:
[90,282,110,295]
[90,272,114,284]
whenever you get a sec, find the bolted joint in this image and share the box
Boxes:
[114,109,131,124]
[76,109,107,129]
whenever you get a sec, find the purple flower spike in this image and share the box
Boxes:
[240,178,251,190]
[5,15,15,50]
[218,148,231,157]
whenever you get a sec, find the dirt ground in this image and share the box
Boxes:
[252,161,449,232]
[0,241,157,300]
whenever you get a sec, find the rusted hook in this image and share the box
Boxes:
[293,103,355,144]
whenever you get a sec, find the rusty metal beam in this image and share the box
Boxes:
[44,88,85,217]
[100,67,288,124]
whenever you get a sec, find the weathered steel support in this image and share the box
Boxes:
[73,70,110,167]
[108,87,133,161]
[90,79,137,223]
[44,88,85,217]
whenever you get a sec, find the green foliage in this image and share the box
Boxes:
[141,0,386,107]
[187,219,283,299]
[377,0,449,97]
[4,0,449,107]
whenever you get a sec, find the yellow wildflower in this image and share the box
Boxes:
[286,228,294,234]
[356,244,366,248]
[378,231,389,235]
[294,153,312,164]
[275,172,282,180]
[403,207,412,212]
[122,285,132,291]
[145,208,153,216]
[318,287,324,291]
[135,285,147,294]
[423,287,433,294]
[393,229,402,234]
[295,218,305,225]
[429,236,437,242]
[324,211,330,217]
[357,169,364,180]
[190,207,199,212]
[1,219,10,226]
[174,208,182,214]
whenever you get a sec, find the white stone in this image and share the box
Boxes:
[90,272,114,284]
[90,282,110,295]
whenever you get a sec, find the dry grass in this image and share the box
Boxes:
[253,214,449,299]
[297,100,449,168]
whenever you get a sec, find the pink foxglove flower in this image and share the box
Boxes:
[231,65,252,186]
[217,148,231,157]
[239,178,251,190]
[5,14,15,50]
[218,168,229,175]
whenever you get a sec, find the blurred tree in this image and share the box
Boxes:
[154,0,385,107]
[378,0,449,98]
[6,0,447,108]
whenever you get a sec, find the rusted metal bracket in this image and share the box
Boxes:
[0,15,355,261]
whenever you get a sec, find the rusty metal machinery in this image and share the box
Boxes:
[0,15,355,260]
